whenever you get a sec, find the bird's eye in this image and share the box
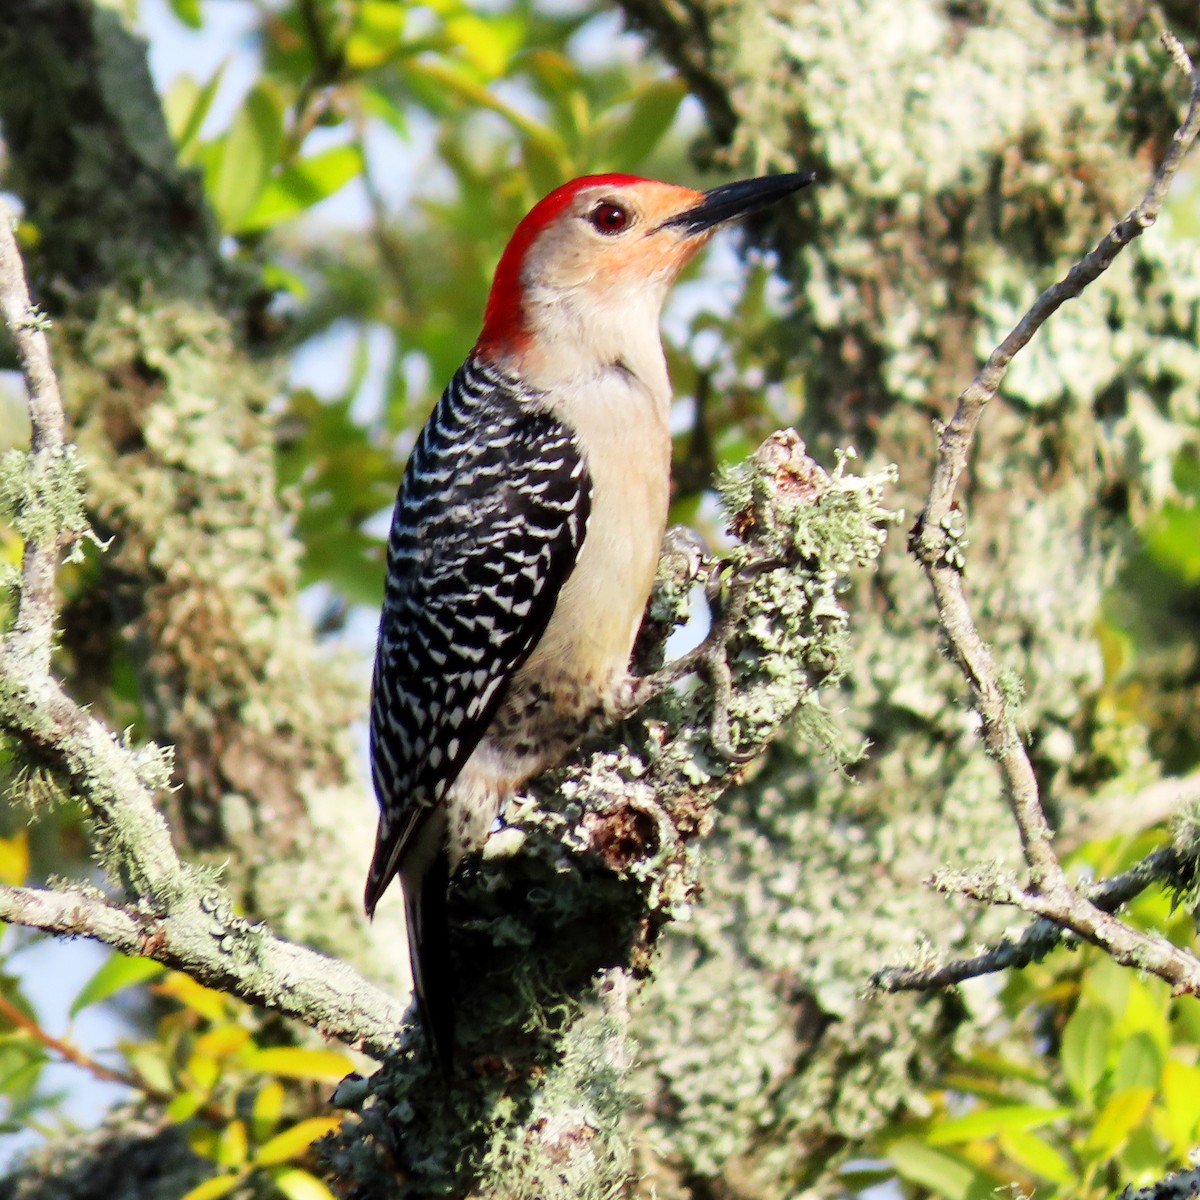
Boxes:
[588,202,630,235]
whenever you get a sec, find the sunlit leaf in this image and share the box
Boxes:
[0,833,29,887]
[925,1103,1071,1146]
[165,1090,205,1123]
[178,1173,242,1200]
[187,1051,219,1096]
[154,973,230,1023]
[164,63,227,161]
[999,1128,1073,1185]
[346,1,407,69]
[1082,1087,1154,1159]
[254,1117,343,1165]
[239,144,366,233]
[193,1025,251,1061]
[242,1047,357,1083]
[271,1167,338,1200]
[445,13,524,79]
[70,954,164,1018]
[216,1118,249,1169]
[1158,1059,1200,1153]
[210,82,285,231]
[251,1079,285,1142]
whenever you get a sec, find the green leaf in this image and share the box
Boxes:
[1060,1004,1112,1100]
[168,0,204,28]
[70,955,164,1018]
[210,82,285,231]
[599,79,687,169]
[164,64,228,162]
[887,1139,995,1200]
[271,1168,338,1200]
[238,144,365,232]
[926,1103,1072,1146]
[1112,1030,1163,1091]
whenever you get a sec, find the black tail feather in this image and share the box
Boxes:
[405,849,454,1078]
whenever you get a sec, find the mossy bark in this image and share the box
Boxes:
[616,2,1200,1195]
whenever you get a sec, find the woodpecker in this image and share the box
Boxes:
[366,170,815,1068]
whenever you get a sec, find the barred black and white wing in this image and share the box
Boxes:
[365,357,591,917]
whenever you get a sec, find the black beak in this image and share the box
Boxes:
[665,171,817,234]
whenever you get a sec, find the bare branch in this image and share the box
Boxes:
[903,36,1200,995]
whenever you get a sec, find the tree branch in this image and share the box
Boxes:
[0,203,68,680]
[900,32,1200,995]
[0,198,409,1062]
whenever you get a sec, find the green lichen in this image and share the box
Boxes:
[0,446,88,547]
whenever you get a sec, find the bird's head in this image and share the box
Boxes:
[475,172,815,380]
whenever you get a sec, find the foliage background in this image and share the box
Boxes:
[0,1,1199,1198]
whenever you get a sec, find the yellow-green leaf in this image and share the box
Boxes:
[210,82,284,231]
[178,1173,242,1200]
[164,63,227,161]
[251,1079,285,1142]
[1083,1086,1154,1158]
[216,1118,249,1170]
[242,1047,356,1083]
[271,1167,338,1200]
[1158,1060,1200,1153]
[165,1090,205,1124]
[887,1139,995,1200]
[193,1025,251,1061]
[155,973,229,1022]
[186,1052,219,1096]
[168,0,203,28]
[346,1,406,69]
[926,1104,1071,1146]
[254,1117,343,1166]
[999,1129,1073,1185]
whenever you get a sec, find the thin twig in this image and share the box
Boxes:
[873,846,1184,991]
[0,200,67,680]
[0,989,139,1092]
[901,35,1200,995]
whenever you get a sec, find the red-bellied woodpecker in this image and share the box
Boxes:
[366,171,815,1068]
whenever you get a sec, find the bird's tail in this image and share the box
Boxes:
[364,811,455,1076]
[403,849,454,1077]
